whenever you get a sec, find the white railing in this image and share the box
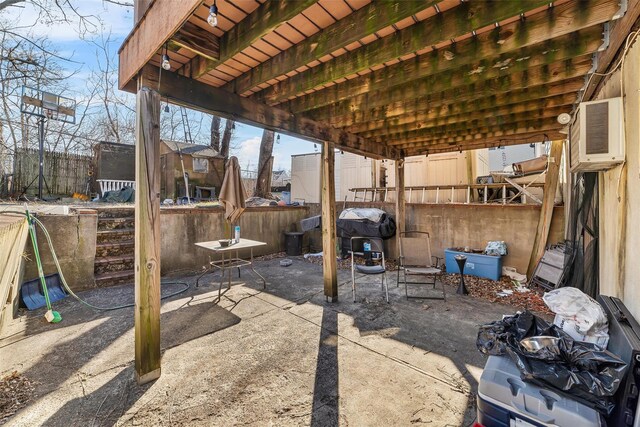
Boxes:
[348,182,547,205]
[97,179,136,196]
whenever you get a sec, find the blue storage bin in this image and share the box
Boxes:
[444,249,502,281]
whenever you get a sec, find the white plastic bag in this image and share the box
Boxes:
[543,287,608,335]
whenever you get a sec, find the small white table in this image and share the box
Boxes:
[195,238,267,300]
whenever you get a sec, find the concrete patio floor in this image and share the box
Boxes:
[1,258,521,426]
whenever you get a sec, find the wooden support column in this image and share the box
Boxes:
[134,83,161,384]
[527,140,564,278]
[395,159,406,258]
[321,141,338,302]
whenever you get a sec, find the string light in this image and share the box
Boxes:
[161,44,170,70]
[208,0,218,27]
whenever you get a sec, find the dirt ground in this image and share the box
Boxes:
[0,259,523,426]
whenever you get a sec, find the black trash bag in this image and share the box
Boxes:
[477,311,627,415]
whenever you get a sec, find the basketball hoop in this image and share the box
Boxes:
[21,86,76,124]
[20,86,77,199]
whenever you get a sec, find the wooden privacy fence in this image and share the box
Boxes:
[13,149,92,196]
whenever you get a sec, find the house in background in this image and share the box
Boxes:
[160,140,225,200]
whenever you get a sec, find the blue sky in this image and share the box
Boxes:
[2,0,315,171]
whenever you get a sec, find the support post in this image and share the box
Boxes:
[527,140,564,278]
[395,158,406,257]
[38,118,45,200]
[134,84,162,384]
[321,141,338,302]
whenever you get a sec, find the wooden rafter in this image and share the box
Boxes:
[119,0,203,89]
[396,119,563,149]
[245,0,564,102]
[401,130,566,156]
[170,21,220,61]
[304,54,593,123]
[226,1,438,95]
[263,0,618,108]
[349,93,577,136]
[384,116,563,146]
[184,0,316,79]
[134,65,396,159]
[324,77,585,129]
[376,106,571,142]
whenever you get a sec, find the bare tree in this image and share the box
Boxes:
[220,119,235,159]
[253,129,275,198]
[210,115,221,151]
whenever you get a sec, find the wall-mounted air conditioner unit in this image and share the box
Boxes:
[569,97,625,172]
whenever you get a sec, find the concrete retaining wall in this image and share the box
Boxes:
[161,206,309,273]
[23,206,309,290]
[23,211,98,289]
[21,202,560,290]
[306,202,564,274]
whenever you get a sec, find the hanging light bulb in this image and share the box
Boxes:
[164,104,170,113]
[161,53,171,70]
[277,134,281,143]
[208,1,218,27]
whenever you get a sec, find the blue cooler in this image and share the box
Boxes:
[477,355,602,427]
[444,249,502,281]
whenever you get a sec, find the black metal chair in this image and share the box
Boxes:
[349,237,389,303]
[397,231,445,300]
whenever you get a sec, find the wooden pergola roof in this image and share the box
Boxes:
[119,0,632,159]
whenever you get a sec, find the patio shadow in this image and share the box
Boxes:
[311,305,339,427]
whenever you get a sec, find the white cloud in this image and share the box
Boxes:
[231,136,262,171]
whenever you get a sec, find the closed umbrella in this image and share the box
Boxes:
[219,156,247,224]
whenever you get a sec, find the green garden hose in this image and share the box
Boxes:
[0,210,190,313]
[25,209,62,323]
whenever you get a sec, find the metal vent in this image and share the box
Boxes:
[585,102,609,154]
[570,112,580,168]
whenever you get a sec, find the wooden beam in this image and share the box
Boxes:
[226,1,438,94]
[394,119,563,148]
[186,0,317,78]
[321,141,338,302]
[395,159,406,258]
[134,83,162,385]
[527,140,564,278]
[402,131,565,156]
[267,0,616,108]
[584,0,640,100]
[118,0,202,89]
[171,21,219,61]
[367,105,571,141]
[380,109,569,144]
[135,65,396,160]
[307,55,593,121]
[353,95,576,137]
[324,78,585,129]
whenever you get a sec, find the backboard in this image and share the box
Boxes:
[21,86,76,124]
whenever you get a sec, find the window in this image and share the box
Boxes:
[193,158,209,173]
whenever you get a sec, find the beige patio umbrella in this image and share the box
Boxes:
[219,156,247,224]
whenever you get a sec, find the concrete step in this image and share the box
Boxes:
[94,254,134,275]
[95,240,134,258]
[94,270,134,287]
[96,228,135,244]
[97,217,134,231]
